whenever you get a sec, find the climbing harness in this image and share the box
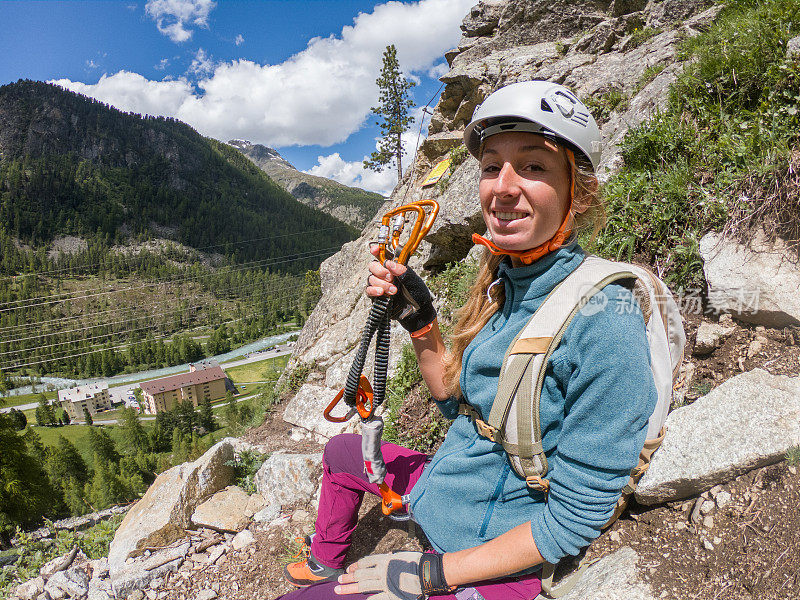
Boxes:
[324,199,439,520]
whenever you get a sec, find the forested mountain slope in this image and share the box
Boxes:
[228,140,385,229]
[0,80,356,272]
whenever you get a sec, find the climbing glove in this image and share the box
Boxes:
[387,266,436,334]
[346,551,452,600]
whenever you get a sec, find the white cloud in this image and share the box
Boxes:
[307,153,396,197]
[306,105,433,196]
[234,34,244,46]
[155,58,170,70]
[51,71,194,117]
[189,48,214,76]
[86,59,99,69]
[427,62,450,79]
[145,0,216,43]
[54,0,473,147]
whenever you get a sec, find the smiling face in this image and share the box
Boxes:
[478,131,573,265]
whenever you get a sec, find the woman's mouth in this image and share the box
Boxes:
[494,211,527,222]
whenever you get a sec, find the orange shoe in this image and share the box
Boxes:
[283,536,344,588]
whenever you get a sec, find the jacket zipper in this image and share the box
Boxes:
[479,461,511,538]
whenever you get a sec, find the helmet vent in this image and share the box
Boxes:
[540,99,553,113]
[571,112,590,127]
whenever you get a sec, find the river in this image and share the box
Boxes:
[1,330,297,397]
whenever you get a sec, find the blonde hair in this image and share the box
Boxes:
[442,145,606,398]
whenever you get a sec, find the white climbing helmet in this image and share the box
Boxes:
[464,80,602,170]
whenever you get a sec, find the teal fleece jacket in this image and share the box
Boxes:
[407,243,656,565]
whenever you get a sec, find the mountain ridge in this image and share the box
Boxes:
[228,139,385,229]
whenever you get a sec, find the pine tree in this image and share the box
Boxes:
[8,408,27,430]
[363,44,416,182]
[119,407,149,454]
[199,396,216,432]
[36,394,56,426]
[171,429,188,465]
[83,407,94,426]
[46,435,89,487]
[0,368,9,394]
[0,413,58,539]
[89,454,122,510]
[224,390,240,431]
[87,427,121,464]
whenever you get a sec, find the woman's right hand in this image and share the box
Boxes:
[366,243,408,299]
[366,244,436,334]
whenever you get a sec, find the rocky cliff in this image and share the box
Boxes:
[228,140,386,229]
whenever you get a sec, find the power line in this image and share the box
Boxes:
[0,245,336,310]
[0,275,304,352]
[0,246,339,312]
[1,315,255,372]
[0,246,332,334]
[0,224,355,282]
[0,277,309,370]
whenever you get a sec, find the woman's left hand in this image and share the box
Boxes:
[334,552,424,599]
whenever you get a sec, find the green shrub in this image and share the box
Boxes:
[283,361,314,395]
[382,344,424,446]
[448,145,469,174]
[633,63,667,95]
[584,89,629,126]
[225,449,267,494]
[627,27,662,49]
[787,445,800,466]
[427,257,480,331]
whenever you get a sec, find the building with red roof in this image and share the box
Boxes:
[139,363,228,414]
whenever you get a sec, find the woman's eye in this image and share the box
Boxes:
[523,163,544,172]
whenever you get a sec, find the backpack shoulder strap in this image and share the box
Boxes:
[484,256,639,487]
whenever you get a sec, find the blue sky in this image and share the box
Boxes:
[0,0,474,195]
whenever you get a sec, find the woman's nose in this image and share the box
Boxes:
[492,162,520,198]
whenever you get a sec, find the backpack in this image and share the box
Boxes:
[457,255,686,598]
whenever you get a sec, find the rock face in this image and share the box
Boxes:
[561,547,655,600]
[700,231,800,327]
[254,452,323,512]
[228,140,385,228]
[107,440,234,586]
[636,369,800,504]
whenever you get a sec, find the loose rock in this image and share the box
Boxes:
[108,441,234,586]
[13,576,45,600]
[192,486,252,533]
[231,529,256,551]
[637,369,800,504]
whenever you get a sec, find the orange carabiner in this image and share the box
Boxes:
[378,204,425,264]
[377,200,440,265]
[378,482,405,516]
[323,375,375,422]
[402,199,439,260]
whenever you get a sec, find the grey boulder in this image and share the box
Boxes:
[701,231,800,327]
[108,440,234,587]
[637,369,800,504]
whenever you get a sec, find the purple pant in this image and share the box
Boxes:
[276,434,542,600]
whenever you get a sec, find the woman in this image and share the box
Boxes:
[280,81,656,600]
